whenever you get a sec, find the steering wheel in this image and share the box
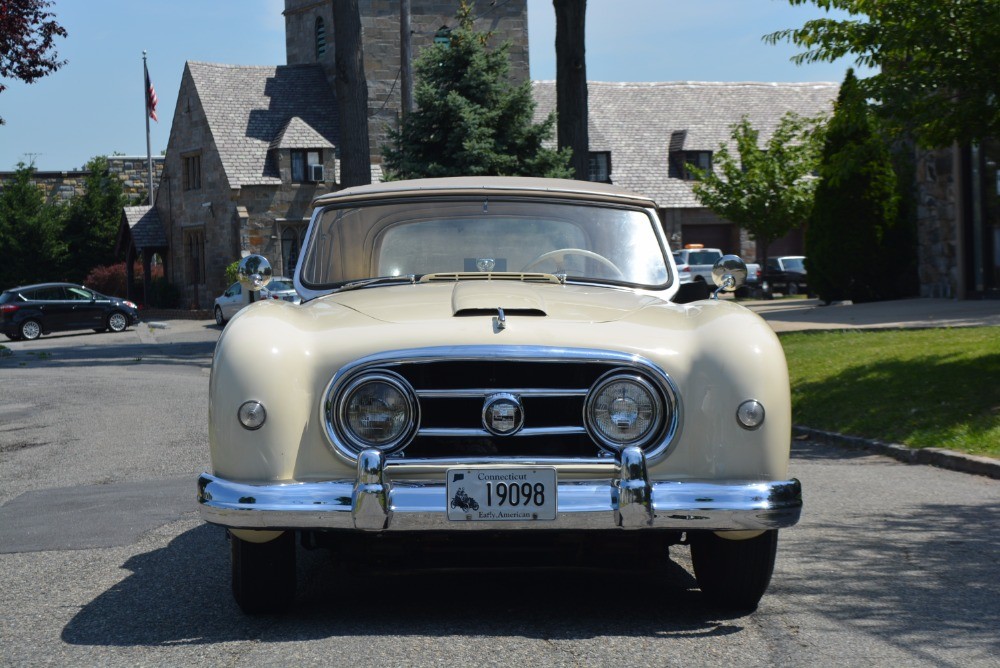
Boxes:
[521,248,624,279]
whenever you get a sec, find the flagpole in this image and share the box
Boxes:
[143,51,154,206]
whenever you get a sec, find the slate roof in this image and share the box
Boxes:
[533,81,839,209]
[186,61,340,187]
[269,116,335,151]
[121,206,167,249]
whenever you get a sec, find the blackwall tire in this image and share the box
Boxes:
[230,530,296,614]
[690,529,778,612]
[215,306,226,327]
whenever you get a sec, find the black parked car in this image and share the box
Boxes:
[0,283,140,340]
[762,256,808,298]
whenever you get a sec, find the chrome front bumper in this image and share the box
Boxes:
[197,446,802,532]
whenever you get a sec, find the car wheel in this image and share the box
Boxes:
[230,530,296,614]
[690,529,778,612]
[19,319,42,340]
[107,312,129,333]
[215,306,226,327]
[787,283,799,296]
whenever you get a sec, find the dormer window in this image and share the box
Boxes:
[670,150,712,180]
[291,150,323,183]
[588,152,611,183]
[316,18,327,59]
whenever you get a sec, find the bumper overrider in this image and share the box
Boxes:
[198,446,802,532]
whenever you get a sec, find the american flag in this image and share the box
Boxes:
[145,63,158,122]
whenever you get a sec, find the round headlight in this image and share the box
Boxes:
[585,373,663,451]
[335,371,417,452]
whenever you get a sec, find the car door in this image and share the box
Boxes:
[221,282,244,320]
[65,286,107,329]
[15,286,68,332]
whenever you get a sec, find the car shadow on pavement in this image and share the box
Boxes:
[61,523,750,646]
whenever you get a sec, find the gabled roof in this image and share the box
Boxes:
[533,80,838,208]
[269,116,335,151]
[120,205,167,250]
[186,61,340,187]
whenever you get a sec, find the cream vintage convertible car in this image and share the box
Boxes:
[197,177,802,613]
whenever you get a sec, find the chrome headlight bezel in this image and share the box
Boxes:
[327,370,419,454]
[584,370,671,453]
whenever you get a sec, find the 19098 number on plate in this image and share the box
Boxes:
[447,468,557,521]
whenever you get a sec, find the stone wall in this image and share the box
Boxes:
[915,146,960,298]
[0,156,165,205]
[284,0,529,159]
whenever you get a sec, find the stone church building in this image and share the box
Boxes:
[117,0,996,308]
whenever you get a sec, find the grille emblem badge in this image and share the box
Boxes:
[482,393,524,436]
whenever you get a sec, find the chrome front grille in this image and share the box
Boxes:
[395,359,613,458]
[322,347,682,463]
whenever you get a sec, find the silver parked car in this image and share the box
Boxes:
[214,277,300,326]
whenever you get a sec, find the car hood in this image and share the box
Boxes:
[319,281,666,324]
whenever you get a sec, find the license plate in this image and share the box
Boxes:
[446,468,557,521]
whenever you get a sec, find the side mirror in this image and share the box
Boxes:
[238,255,273,292]
[711,255,747,300]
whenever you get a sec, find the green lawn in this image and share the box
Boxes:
[780,327,1000,458]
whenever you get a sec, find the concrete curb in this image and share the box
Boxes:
[794,426,1000,480]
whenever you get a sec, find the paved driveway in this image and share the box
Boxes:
[2,313,999,666]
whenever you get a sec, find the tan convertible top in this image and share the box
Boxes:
[311,176,657,209]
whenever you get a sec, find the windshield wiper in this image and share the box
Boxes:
[333,275,417,293]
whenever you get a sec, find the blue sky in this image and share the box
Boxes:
[0,0,864,171]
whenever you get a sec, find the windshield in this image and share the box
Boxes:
[781,258,805,272]
[267,279,295,292]
[298,197,671,289]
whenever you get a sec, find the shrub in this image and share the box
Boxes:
[225,260,240,286]
[84,262,177,307]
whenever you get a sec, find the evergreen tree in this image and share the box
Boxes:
[62,156,129,282]
[807,70,899,304]
[383,2,572,179]
[0,162,67,287]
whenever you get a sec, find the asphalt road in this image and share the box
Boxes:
[1,320,998,667]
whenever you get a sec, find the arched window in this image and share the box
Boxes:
[315,17,327,59]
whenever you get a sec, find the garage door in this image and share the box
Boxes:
[681,224,736,253]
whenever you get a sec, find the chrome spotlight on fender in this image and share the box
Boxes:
[238,254,273,292]
[711,255,747,300]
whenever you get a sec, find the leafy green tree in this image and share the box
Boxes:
[688,113,823,265]
[383,1,572,179]
[765,0,1000,147]
[61,156,129,282]
[807,70,899,304]
[0,0,68,125]
[0,162,67,287]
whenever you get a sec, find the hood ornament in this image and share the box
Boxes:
[494,306,506,331]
